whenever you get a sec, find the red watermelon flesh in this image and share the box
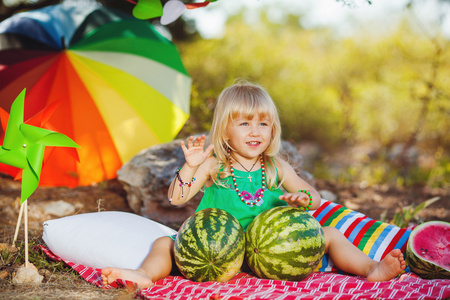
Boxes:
[410,223,449,269]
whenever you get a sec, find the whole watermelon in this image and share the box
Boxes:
[174,208,245,282]
[405,221,450,279]
[245,206,325,281]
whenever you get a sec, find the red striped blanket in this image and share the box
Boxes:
[39,245,450,300]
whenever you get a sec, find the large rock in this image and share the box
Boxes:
[118,138,312,229]
[12,263,43,284]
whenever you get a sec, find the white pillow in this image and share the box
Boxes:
[42,211,177,269]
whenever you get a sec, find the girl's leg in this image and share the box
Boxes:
[101,236,175,289]
[322,227,406,281]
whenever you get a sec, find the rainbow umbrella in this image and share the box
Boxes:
[0,3,191,187]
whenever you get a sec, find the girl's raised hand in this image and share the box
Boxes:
[181,135,214,168]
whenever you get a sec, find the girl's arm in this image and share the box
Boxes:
[277,158,321,210]
[168,135,214,205]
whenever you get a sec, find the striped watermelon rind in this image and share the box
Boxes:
[245,206,325,281]
[405,220,450,279]
[174,208,245,282]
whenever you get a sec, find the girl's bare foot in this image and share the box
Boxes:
[101,267,154,289]
[366,249,406,282]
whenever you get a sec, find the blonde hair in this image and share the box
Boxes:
[209,80,282,189]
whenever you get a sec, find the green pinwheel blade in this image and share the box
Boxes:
[20,124,80,148]
[0,147,27,169]
[2,89,26,150]
[21,144,45,202]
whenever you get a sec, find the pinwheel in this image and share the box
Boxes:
[0,89,80,203]
[0,88,79,267]
[129,0,217,25]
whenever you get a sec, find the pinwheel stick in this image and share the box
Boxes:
[13,201,24,244]
[13,200,23,244]
[12,200,30,268]
[24,201,29,268]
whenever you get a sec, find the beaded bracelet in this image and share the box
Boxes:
[297,189,313,211]
[176,168,196,187]
[169,168,196,202]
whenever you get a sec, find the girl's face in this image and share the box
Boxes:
[226,114,272,162]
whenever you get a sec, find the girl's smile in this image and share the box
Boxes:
[226,114,272,163]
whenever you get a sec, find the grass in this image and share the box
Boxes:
[1,228,73,273]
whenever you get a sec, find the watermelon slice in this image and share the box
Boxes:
[405,221,450,279]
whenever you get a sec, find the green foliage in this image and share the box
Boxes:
[310,147,449,188]
[312,155,397,186]
[177,13,450,153]
[382,197,441,228]
[427,154,450,188]
[0,233,75,277]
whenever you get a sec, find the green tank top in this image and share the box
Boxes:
[195,168,287,230]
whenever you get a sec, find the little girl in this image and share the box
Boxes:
[102,80,405,289]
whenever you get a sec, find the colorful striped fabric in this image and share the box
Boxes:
[310,200,411,272]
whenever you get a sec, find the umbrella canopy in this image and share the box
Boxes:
[0,3,191,187]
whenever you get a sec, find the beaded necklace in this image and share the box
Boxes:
[228,149,266,207]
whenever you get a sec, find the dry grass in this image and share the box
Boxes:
[0,280,131,300]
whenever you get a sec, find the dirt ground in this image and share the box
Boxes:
[0,172,448,299]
